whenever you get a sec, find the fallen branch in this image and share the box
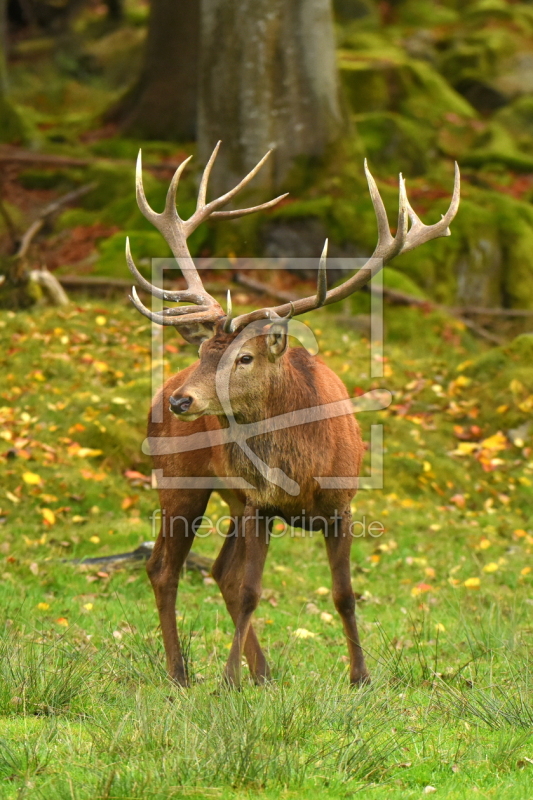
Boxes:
[0,146,187,174]
[68,541,213,573]
[29,268,69,306]
[16,183,96,260]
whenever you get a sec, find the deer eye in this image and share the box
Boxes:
[238,354,253,365]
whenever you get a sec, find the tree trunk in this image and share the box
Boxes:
[0,0,24,143]
[198,0,343,193]
[108,0,199,141]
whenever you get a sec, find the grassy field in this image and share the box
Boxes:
[1,296,533,798]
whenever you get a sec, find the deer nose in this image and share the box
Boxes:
[169,395,193,414]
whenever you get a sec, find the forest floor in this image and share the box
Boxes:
[1,298,533,799]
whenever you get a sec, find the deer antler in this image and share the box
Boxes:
[228,162,460,332]
[127,141,287,329]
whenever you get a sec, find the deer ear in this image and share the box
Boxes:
[266,324,289,361]
[177,321,216,345]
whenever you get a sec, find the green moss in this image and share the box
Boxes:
[0,96,26,144]
[340,51,475,123]
[18,169,77,191]
[495,96,533,140]
[355,112,433,175]
[94,231,172,278]
[383,266,427,299]
[397,0,459,25]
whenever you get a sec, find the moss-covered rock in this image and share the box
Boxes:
[340,48,475,124]
[355,111,433,174]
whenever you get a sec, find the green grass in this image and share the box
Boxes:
[1,298,533,798]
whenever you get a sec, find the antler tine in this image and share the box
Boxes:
[400,162,460,254]
[130,286,217,327]
[164,155,193,216]
[136,151,159,226]
[223,289,233,333]
[364,159,393,249]
[316,239,328,307]
[126,238,207,304]
[211,193,289,221]
[184,149,275,235]
[394,174,410,252]
[197,140,221,210]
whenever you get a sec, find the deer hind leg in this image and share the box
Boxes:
[212,520,271,684]
[147,488,210,686]
[325,510,370,685]
[222,508,269,688]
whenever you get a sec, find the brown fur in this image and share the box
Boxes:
[146,327,369,687]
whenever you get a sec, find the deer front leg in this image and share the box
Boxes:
[223,507,269,688]
[325,509,370,685]
[212,521,271,684]
[147,488,210,686]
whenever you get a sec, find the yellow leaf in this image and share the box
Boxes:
[40,508,56,526]
[510,379,524,394]
[482,562,498,573]
[315,586,329,596]
[518,395,533,413]
[37,602,49,610]
[95,316,106,326]
[496,404,509,414]
[435,623,446,633]
[89,536,100,544]
[453,442,478,455]
[457,360,473,372]
[5,491,20,504]
[521,567,531,576]
[23,471,42,485]
[83,603,93,611]
[479,538,491,550]
[519,476,532,487]
[77,448,103,459]
[464,577,481,589]
[55,617,69,627]
[93,361,109,373]
[455,375,471,388]
[423,461,432,473]
[480,432,507,452]
[320,612,334,623]
[111,397,128,405]
[293,628,317,639]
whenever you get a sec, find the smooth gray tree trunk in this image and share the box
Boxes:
[198,0,343,193]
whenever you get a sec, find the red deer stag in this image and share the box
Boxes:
[126,142,459,687]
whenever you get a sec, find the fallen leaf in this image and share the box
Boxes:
[40,508,56,526]
[464,577,481,589]
[293,628,317,639]
[22,471,42,485]
[55,617,69,627]
[37,602,49,611]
